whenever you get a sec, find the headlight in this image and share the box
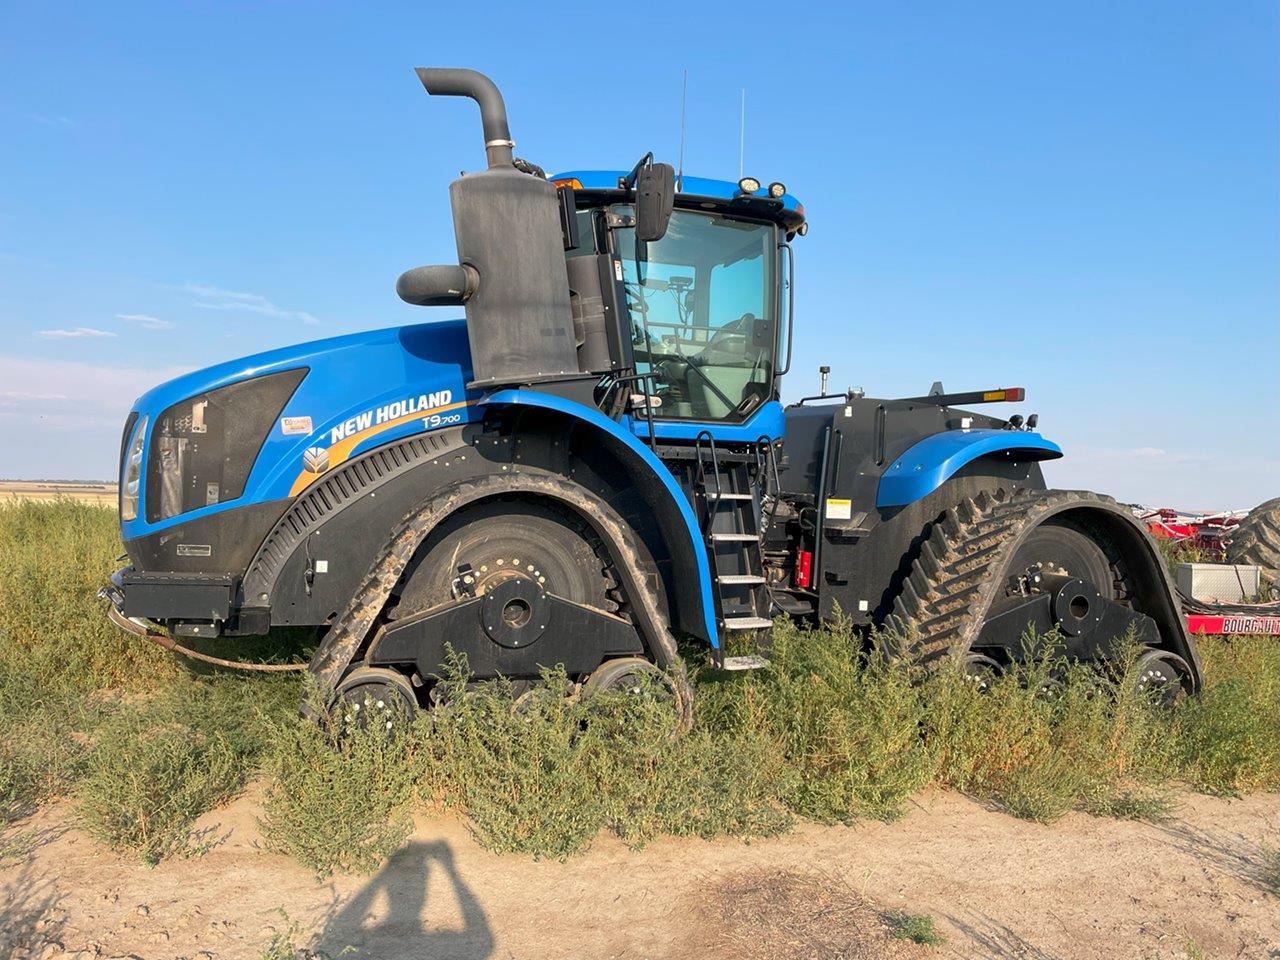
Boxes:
[120,415,147,521]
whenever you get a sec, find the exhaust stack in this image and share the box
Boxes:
[398,67,578,390]
[415,67,514,169]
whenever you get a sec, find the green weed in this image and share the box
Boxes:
[885,910,944,945]
[5,502,1280,875]
[259,685,419,876]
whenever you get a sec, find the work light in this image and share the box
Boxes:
[768,181,786,198]
[737,177,760,194]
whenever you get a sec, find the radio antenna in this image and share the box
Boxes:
[677,69,687,192]
[738,88,746,178]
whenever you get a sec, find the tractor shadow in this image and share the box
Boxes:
[943,912,1064,960]
[0,858,66,959]
[317,839,494,959]
[1151,819,1280,896]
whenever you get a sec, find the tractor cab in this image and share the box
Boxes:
[550,171,806,426]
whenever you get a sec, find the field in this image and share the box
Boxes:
[0,500,1277,959]
[0,481,118,507]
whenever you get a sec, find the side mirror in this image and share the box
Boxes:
[635,162,675,242]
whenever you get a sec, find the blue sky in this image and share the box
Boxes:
[1,1,1276,508]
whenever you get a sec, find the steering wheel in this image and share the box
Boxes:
[704,313,756,352]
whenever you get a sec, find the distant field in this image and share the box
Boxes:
[0,479,117,506]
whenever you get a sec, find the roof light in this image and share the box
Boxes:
[768,181,786,198]
[551,177,583,190]
[738,176,760,195]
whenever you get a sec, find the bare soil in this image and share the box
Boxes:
[2,788,1277,960]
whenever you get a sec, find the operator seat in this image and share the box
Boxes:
[684,314,772,419]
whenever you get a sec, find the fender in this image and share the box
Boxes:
[484,389,721,647]
[307,471,691,694]
[877,429,1063,508]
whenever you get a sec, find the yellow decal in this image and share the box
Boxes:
[288,400,469,497]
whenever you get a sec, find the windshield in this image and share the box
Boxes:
[612,207,778,421]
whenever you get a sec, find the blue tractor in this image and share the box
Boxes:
[103,68,1200,720]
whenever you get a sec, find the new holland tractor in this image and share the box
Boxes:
[102,68,1201,721]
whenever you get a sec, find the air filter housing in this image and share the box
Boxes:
[449,165,577,388]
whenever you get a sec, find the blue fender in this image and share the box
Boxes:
[483,389,720,647]
[876,429,1063,508]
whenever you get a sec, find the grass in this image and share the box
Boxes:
[1,499,1278,874]
[885,910,945,946]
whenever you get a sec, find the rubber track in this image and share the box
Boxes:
[1227,496,1280,581]
[890,487,1122,662]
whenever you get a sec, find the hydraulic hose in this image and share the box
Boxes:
[105,602,308,672]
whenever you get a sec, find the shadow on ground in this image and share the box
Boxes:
[1154,818,1279,896]
[319,840,494,959]
[0,859,66,960]
[945,912,1063,960]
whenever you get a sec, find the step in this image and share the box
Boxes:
[722,616,773,630]
[721,654,770,671]
[717,574,767,586]
[709,532,758,542]
[706,491,753,501]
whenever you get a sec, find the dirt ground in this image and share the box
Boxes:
[2,788,1277,960]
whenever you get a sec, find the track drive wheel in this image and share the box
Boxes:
[389,499,621,621]
[335,664,418,731]
[581,656,691,732]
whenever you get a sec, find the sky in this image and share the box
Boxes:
[1,1,1276,509]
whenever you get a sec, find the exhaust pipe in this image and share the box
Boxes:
[415,67,513,168]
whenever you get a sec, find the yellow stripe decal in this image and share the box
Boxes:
[288,400,471,497]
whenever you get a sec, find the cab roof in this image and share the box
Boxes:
[550,170,806,236]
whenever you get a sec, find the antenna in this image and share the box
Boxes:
[738,88,746,178]
[677,69,687,192]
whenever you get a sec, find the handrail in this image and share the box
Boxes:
[693,430,724,529]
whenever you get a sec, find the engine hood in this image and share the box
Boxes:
[123,319,479,538]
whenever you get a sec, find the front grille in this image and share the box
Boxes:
[145,368,307,523]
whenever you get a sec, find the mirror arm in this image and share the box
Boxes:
[623,151,655,192]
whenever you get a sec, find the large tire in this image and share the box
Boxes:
[1227,497,1280,583]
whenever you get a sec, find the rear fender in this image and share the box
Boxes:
[877,429,1062,508]
[1051,499,1203,685]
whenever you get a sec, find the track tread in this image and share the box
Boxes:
[888,488,1137,663]
[1228,498,1280,580]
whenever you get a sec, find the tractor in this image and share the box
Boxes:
[102,68,1200,722]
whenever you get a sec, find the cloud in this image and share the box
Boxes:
[0,355,190,431]
[35,327,117,340]
[0,355,191,479]
[116,313,174,330]
[32,114,73,127]
[185,283,319,325]
[1048,443,1280,513]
